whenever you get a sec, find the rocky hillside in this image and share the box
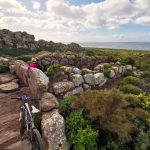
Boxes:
[0,29,82,51]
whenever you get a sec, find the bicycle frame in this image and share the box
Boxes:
[21,102,35,134]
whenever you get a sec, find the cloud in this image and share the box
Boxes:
[135,16,150,25]
[32,1,41,10]
[46,0,150,30]
[0,0,150,42]
[0,0,32,15]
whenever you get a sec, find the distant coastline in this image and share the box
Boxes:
[80,42,150,51]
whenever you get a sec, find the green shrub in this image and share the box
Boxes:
[107,56,117,63]
[121,57,135,65]
[59,96,77,119]
[103,68,111,78]
[74,127,98,150]
[0,64,9,73]
[66,109,90,142]
[81,70,88,76]
[85,50,95,56]
[34,112,42,134]
[119,84,142,95]
[17,55,32,62]
[120,76,142,87]
[125,94,140,107]
[46,64,61,77]
[141,71,150,79]
[73,89,133,139]
[104,64,111,69]
[137,93,150,111]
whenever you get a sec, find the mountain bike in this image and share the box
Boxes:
[11,95,44,150]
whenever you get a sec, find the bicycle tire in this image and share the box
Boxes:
[31,128,44,150]
[20,110,26,138]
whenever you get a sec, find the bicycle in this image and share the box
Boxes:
[11,95,44,150]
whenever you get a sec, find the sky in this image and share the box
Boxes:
[0,0,150,43]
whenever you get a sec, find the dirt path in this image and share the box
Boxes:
[0,87,38,150]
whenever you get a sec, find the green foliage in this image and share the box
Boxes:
[137,93,150,111]
[119,84,142,95]
[125,94,140,107]
[65,109,90,142]
[59,95,77,119]
[107,56,117,63]
[16,55,32,62]
[141,71,150,79]
[120,57,135,65]
[81,70,88,76]
[134,129,150,150]
[0,64,9,73]
[104,64,111,69]
[73,89,133,139]
[103,68,111,78]
[106,141,120,150]
[120,76,142,87]
[34,112,42,134]
[85,50,95,56]
[132,119,150,150]
[46,64,61,77]
[74,127,98,150]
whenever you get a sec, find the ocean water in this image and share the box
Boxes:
[80,42,150,50]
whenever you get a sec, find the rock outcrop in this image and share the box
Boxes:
[0,29,36,49]
[37,53,107,69]
[0,29,82,51]
[42,109,69,150]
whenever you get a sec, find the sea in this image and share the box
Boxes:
[80,42,150,51]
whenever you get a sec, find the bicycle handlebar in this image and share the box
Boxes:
[11,95,34,101]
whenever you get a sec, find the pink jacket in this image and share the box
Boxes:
[28,62,39,69]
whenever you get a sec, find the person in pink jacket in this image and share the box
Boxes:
[28,57,39,69]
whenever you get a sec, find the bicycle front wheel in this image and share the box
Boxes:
[31,128,44,150]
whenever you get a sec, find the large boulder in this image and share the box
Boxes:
[109,70,116,78]
[112,66,119,74]
[0,57,9,66]
[0,81,19,92]
[94,64,104,71]
[126,65,132,71]
[72,74,84,86]
[94,73,105,85]
[28,68,49,99]
[42,110,69,150]
[53,82,75,95]
[0,73,17,84]
[73,68,81,74]
[40,92,59,112]
[83,74,95,85]
[64,87,84,97]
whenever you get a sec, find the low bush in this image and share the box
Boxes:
[17,55,31,62]
[46,64,61,77]
[141,71,150,79]
[119,84,142,95]
[59,95,77,119]
[73,89,133,139]
[104,64,111,69]
[81,70,88,76]
[103,68,111,78]
[34,112,42,134]
[74,127,98,150]
[121,57,135,65]
[125,94,140,107]
[0,64,9,73]
[85,50,95,56]
[66,109,90,142]
[120,76,142,87]
[137,93,150,111]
